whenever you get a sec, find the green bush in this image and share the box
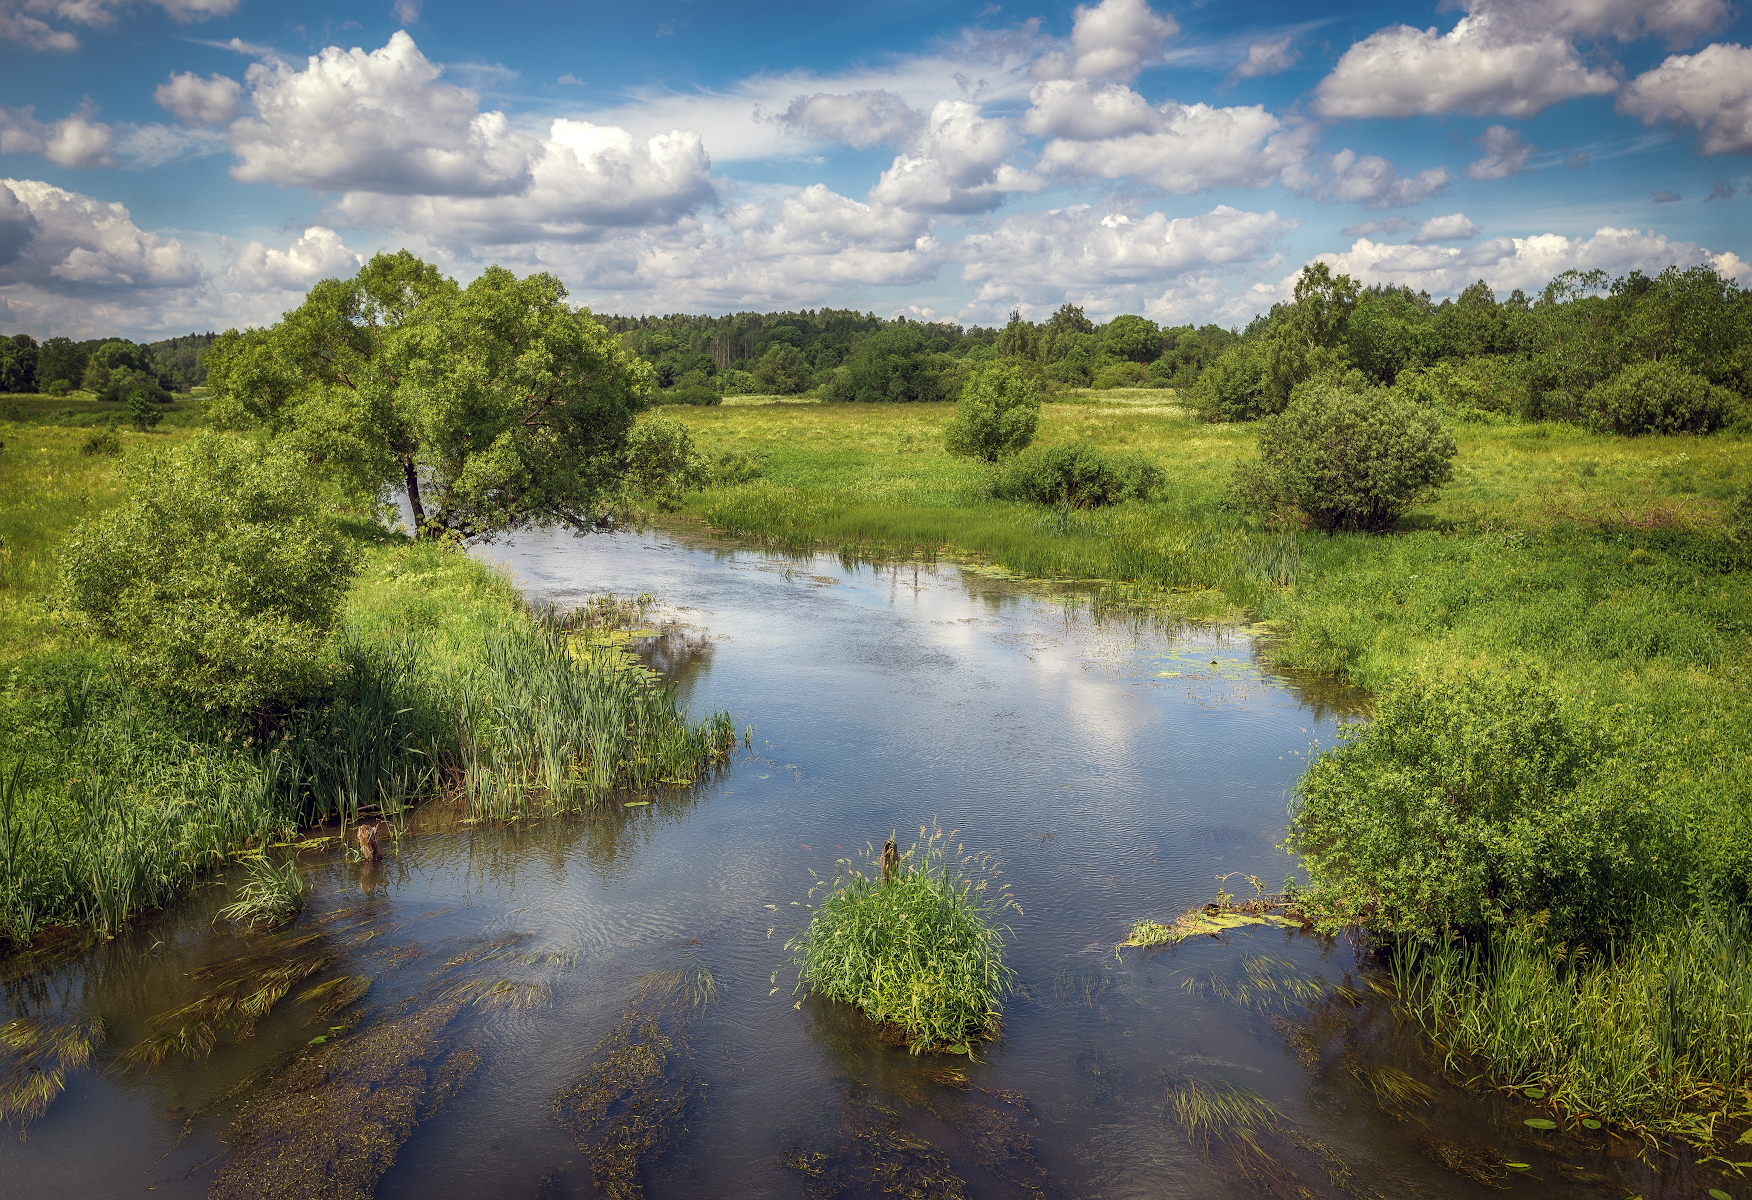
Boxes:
[787,826,1017,1052]
[46,378,70,397]
[1234,383,1456,532]
[719,369,757,396]
[753,344,811,394]
[78,424,122,457]
[1092,360,1150,389]
[59,433,360,714]
[708,446,767,486]
[124,388,162,431]
[1286,672,1676,945]
[663,385,720,406]
[943,362,1039,462]
[989,441,1163,507]
[1187,341,1270,421]
[618,414,710,510]
[1586,359,1736,436]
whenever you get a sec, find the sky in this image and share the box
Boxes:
[2,0,1750,340]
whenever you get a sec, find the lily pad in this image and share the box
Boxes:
[307,1035,327,1045]
[1581,1118,1601,1130]
[623,801,651,808]
[1524,1118,1558,1130]
[1506,1162,1531,1170]
[1523,1087,1546,1098]
[1708,1190,1731,1200]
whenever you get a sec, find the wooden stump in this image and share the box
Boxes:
[357,823,383,862]
[880,838,899,884]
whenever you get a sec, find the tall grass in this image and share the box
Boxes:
[1390,893,1752,1142]
[786,823,1019,1053]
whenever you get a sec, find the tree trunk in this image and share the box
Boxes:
[403,458,428,536]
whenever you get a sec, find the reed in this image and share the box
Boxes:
[216,858,307,928]
[1389,891,1752,1143]
[785,822,1019,1053]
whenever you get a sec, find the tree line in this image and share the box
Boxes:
[0,331,216,396]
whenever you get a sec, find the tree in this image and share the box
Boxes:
[1234,381,1457,532]
[753,343,810,394]
[125,388,162,431]
[1101,314,1162,362]
[1586,360,1736,436]
[1262,263,1361,409]
[825,325,959,402]
[0,334,37,393]
[59,433,359,714]
[943,363,1040,461]
[207,253,655,540]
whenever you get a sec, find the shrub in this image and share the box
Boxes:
[59,433,360,714]
[664,385,720,406]
[1188,341,1270,421]
[619,414,710,510]
[1286,672,1676,946]
[719,369,758,396]
[1586,359,1735,436]
[1092,360,1150,389]
[787,825,1017,1052]
[989,441,1163,507]
[708,446,767,486]
[943,362,1040,462]
[1233,383,1456,532]
[46,378,70,397]
[753,344,810,395]
[124,388,162,431]
[78,424,122,456]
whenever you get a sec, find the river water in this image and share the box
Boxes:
[2,528,1690,1198]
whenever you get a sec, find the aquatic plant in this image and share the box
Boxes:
[216,857,307,928]
[1169,1078,1290,1188]
[1390,893,1752,1144]
[785,823,1019,1053]
[0,1015,104,1127]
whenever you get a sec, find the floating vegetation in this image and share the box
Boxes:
[551,1013,700,1200]
[1350,1064,1436,1114]
[785,821,1019,1054]
[215,857,307,928]
[442,976,552,1013]
[1123,874,1304,949]
[1413,1135,1510,1186]
[120,934,339,1067]
[1051,965,1116,1008]
[637,965,718,1011]
[1179,954,1358,1015]
[0,1015,104,1127]
[209,996,477,1200]
[296,974,373,1022]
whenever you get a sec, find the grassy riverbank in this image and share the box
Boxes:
[0,421,736,946]
[656,390,1752,1141]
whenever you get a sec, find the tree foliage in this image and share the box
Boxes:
[207,253,655,539]
[59,433,359,714]
[943,362,1040,461]
[1586,358,1738,436]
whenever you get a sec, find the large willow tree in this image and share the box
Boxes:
[207,252,655,539]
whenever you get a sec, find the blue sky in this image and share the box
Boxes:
[2,0,1750,338]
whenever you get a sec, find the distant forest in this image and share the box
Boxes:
[0,331,217,396]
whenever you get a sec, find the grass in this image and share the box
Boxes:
[216,857,308,928]
[1390,897,1752,1145]
[785,822,1019,1053]
[0,420,738,946]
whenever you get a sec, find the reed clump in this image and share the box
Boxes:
[785,822,1019,1054]
[1390,894,1752,1144]
[216,857,307,928]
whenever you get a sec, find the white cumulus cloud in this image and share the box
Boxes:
[1288,149,1451,209]
[1032,88,1315,194]
[229,31,537,196]
[776,90,923,148]
[1413,213,1483,242]
[0,177,202,294]
[869,99,1041,214]
[1617,43,1752,155]
[1467,125,1535,180]
[224,225,360,292]
[155,71,243,125]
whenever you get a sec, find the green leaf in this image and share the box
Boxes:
[1708,1190,1730,1200]
[307,1035,327,1045]
[1524,1118,1558,1130]
[623,801,650,807]
[1581,1118,1601,1130]
[1506,1162,1530,1170]
[1522,1087,1546,1098]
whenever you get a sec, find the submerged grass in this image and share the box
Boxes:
[785,822,1019,1054]
[0,1014,104,1127]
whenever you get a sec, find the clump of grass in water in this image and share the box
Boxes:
[0,1015,104,1127]
[784,821,1019,1054]
[1123,873,1305,949]
[216,857,306,927]
[1170,1078,1291,1188]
